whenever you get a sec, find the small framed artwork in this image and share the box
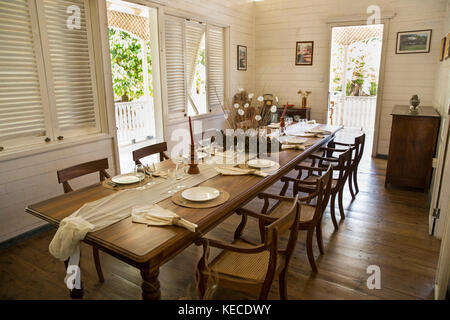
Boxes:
[237,45,247,71]
[445,33,450,60]
[395,29,432,54]
[440,37,447,61]
[295,41,314,66]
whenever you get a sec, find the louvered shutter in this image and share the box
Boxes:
[40,0,99,136]
[164,14,186,122]
[0,0,48,145]
[206,25,224,113]
[185,20,205,100]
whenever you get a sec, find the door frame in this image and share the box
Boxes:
[325,16,392,157]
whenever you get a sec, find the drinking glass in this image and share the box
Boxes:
[175,163,187,189]
[146,162,156,186]
[167,168,177,195]
[134,164,146,186]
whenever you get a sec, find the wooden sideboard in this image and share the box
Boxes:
[276,107,311,120]
[385,105,440,191]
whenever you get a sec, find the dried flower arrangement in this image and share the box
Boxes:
[218,88,277,130]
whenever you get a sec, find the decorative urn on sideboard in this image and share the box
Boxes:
[409,94,420,114]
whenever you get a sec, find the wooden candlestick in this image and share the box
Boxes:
[188,143,200,174]
[280,116,285,135]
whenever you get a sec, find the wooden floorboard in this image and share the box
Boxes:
[0,155,441,300]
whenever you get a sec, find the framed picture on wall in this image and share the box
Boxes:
[237,45,247,71]
[440,37,447,61]
[295,41,314,65]
[395,29,432,54]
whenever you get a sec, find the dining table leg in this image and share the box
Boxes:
[140,266,161,300]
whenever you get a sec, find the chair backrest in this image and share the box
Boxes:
[336,148,353,181]
[133,142,169,164]
[57,158,110,193]
[196,129,222,147]
[264,194,300,248]
[260,195,300,297]
[313,165,333,222]
[353,133,366,164]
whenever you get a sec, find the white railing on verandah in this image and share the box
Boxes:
[331,95,377,133]
[115,99,155,146]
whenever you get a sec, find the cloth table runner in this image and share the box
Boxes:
[49,164,219,289]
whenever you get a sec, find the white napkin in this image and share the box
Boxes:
[215,166,268,177]
[131,204,198,232]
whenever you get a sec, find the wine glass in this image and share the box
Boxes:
[167,168,177,195]
[134,163,146,186]
[175,163,187,189]
[146,162,156,186]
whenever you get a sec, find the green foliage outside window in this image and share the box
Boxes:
[109,28,152,102]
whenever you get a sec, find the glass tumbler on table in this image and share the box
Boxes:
[134,164,146,186]
[167,168,177,195]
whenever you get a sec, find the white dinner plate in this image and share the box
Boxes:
[286,137,307,144]
[182,187,220,202]
[111,174,144,185]
[247,159,277,168]
[183,151,208,160]
[307,129,330,134]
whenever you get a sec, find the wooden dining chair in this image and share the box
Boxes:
[195,128,221,147]
[133,141,170,165]
[56,158,111,283]
[281,148,352,230]
[195,195,300,300]
[255,166,332,273]
[327,133,365,200]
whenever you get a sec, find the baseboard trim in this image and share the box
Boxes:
[376,153,388,160]
[0,223,53,251]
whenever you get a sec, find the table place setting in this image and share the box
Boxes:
[171,186,230,209]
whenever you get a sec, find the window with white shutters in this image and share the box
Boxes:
[0,0,100,152]
[39,0,99,136]
[0,0,48,147]
[164,13,225,123]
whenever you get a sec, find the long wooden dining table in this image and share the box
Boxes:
[26,124,341,300]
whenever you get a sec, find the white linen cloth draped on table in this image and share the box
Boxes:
[49,164,219,288]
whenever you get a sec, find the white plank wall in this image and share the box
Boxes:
[0,138,115,242]
[253,0,447,155]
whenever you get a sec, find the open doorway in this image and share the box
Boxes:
[327,24,384,155]
[107,0,162,173]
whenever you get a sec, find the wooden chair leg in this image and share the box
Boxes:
[338,188,345,221]
[278,269,288,300]
[348,170,356,200]
[196,272,207,300]
[306,229,318,273]
[64,258,84,299]
[353,169,360,195]
[92,247,104,283]
[330,193,339,230]
[316,221,324,255]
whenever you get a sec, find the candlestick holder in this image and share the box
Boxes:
[188,143,200,174]
[280,116,285,135]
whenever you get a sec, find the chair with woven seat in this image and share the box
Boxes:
[281,148,352,230]
[256,166,332,273]
[133,141,170,165]
[56,158,111,283]
[195,195,300,300]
